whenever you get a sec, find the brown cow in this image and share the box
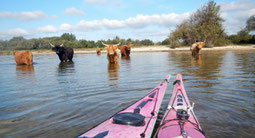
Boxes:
[13,51,33,65]
[190,41,205,57]
[102,42,120,64]
[119,44,131,56]
[96,48,101,55]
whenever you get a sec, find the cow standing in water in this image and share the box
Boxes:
[119,44,131,57]
[102,42,120,64]
[50,43,74,62]
[190,41,205,57]
[96,48,101,55]
[13,51,33,65]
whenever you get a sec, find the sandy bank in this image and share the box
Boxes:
[28,45,254,55]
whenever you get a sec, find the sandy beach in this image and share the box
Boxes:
[29,45,255,55]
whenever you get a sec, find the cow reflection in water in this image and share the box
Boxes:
[121,55,131,61]
[58,61,75,75]
[191,55,202,67]
[16,65,34,76]
[107,63,119,87]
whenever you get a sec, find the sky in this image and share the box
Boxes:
[0,0,255,42]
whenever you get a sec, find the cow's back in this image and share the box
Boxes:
[66,47,74,61]
[13,51,33,65]
[119,45,127,56]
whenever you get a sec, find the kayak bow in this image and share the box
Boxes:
[155,74,205,138]
[78,75,171,138]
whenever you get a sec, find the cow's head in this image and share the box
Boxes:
[126,44,131,51]
[50,43,64,54]
[190,41,205,51]
[196,42,205,49]
[102,42,120,56]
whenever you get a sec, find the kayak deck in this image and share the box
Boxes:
[156,74,205,138]
[78,75,170,138]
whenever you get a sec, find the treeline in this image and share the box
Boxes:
[0,33,160,50]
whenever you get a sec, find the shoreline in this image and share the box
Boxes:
[57,45,255,54]
[1,45,255,55]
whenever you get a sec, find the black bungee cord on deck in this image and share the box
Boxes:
[140,88,159,138]
[140,79,169,138]
[153,79,206,138]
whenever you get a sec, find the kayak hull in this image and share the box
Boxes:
[156,74,205,138]
[78,75,171,138]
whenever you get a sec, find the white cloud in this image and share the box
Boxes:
[7,28,30,36]
[0,12,190,40]
[84,0,107,5]
[36,25,57,33]
[112,0,122,5]
[219,0,255,34]
[51,15,58,19]
[64,8,85,16]
[0,11,47,21]
[220,0,255,12]
[125,13,190,28]
[76,20,103,31]
[102,19,125,29]
[59,24,73,31]
[74,12,191,31]
[0,28,30,39]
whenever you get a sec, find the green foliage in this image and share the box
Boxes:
[246,15,255,32]
[140,39,154,45]
[227,15,255,44]
[126,38,132,44]
[161,38,170,45]
[228,29,254,44]
[61,33,76,41]
[169,0,227,47]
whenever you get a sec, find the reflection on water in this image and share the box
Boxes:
[121,56,131,61]
[191,55,202,67]
[0,50,255,138]
[16,65,34,76]
[169,51,225,82]
[107,63,119,87]
[57,61,75,76]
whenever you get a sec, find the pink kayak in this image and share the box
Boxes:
[78,75,171,138]
[155,74,205,138]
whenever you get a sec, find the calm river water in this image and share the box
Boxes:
[0,50,255,138]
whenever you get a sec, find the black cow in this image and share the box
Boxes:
[50,43,74,62]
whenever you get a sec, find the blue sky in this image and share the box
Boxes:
[0,0,255,42]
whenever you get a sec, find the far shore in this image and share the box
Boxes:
[1,45,255,55]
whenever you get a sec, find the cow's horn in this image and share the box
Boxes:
[101,42,109,47]
[114,42,121,46]
[60,43,64,47]
[49,42,55,47]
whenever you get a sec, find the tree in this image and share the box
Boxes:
[87,40,95,48]
[126,38,132,44]
[111,36,120,44]
[140,39,154,46]
[169,0,226,47]
[95,40,104,48]
[0,40,8,50]
[229,29,252,44]
[61,33,76,41]
[161,38,170,45]
[133,40,140,46]
[8,37,26,50]
[246,15,255,32]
